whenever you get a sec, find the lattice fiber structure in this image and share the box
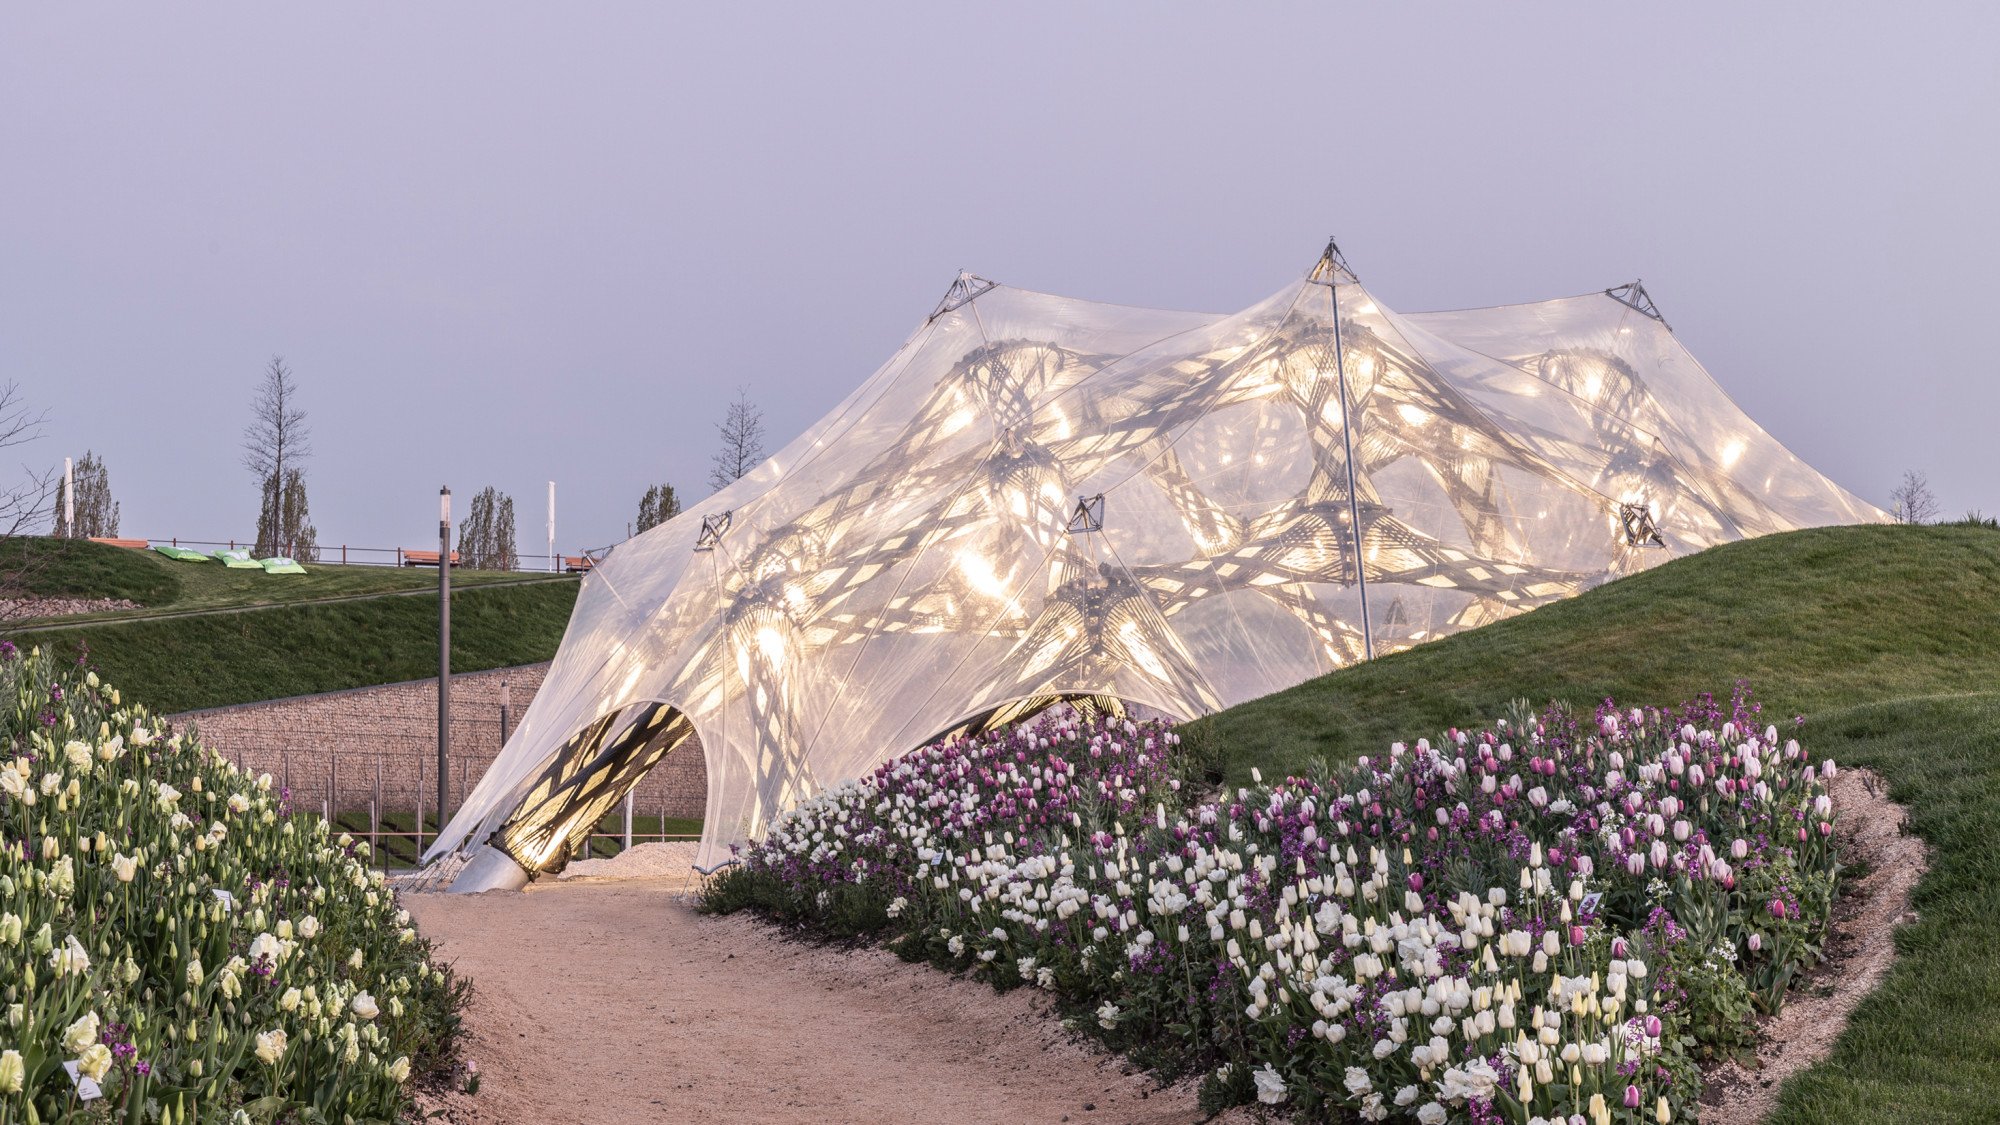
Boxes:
[431,244,1881,885]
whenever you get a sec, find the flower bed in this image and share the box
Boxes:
[704,692,1840,1124]
[0,642,466,1123]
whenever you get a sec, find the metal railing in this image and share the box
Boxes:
[215,746,699,871]
[128,536,594,574]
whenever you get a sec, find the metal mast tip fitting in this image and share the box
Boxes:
[1309,237,1358,285]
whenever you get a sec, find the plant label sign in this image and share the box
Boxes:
[213,888,235,911]
[62,1060,103,1101]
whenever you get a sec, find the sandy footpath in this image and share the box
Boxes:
[406,878,1234,1125]
[1696,767,1927,1124]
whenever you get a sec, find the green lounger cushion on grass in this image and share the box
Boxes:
[259,556,307,574]
[152,545,212,562]
[213,549,262,569]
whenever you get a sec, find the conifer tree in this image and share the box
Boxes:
[636,483,682,534]
[458,486,518,570]
[53,450,119,538]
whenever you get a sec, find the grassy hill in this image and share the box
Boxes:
[1191,524,2000,784]
[1188,523,2000,1124]
[4,537,578,711]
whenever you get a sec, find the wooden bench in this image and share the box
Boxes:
[399,549,461,567]
[564,555,595,573]
[88,537,151,550]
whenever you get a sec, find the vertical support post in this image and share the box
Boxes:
[417,754,427,855]
[61,457,73,537]
[622,791,634,852]
[1326,268,1374,662]
[329,757,338,830]
[499,680,511,747]
[438,486,452,829]
[548,480,556,573]
[372,758,382,867]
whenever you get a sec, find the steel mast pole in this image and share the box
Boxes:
[438,486,452,826]
[1318,238,1374,662]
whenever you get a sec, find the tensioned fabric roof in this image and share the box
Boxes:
[429,245,1882,881]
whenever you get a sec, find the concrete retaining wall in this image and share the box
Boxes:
[169,663,708,824]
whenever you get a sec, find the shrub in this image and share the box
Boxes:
[0,641,465,1123]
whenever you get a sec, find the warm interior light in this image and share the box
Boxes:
[754,626,787,667]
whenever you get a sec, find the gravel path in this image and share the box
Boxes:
[406,879,1234,1125]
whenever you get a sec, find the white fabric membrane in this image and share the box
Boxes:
[429,254,1883,872]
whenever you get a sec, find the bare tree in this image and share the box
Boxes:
[636,482,682,534]
[708,389,766,492]
[0,381,58,617]
[53,450,119,538]
[243,356,314,553]
[1890,470,1939,525]
[0,382,53,536]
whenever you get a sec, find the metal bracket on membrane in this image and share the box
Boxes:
[1066,494,1105,534]
[694,511,733,552]
[931,272,998,321]
[1619,502,1665,547]
[1605,281,1669,330]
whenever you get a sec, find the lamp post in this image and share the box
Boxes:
[438,486,452,827]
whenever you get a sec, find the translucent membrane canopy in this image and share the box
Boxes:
[430,248,1883,872]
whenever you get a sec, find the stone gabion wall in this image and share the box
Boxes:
[168,663,709,827]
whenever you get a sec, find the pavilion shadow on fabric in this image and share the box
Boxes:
[428,242,1885,873]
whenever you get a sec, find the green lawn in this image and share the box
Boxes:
[0,534,182,605]
[10,579,578,712]
[4,535,563,623]
[1760,693,2000,1124]
[1183,522,2000,1123]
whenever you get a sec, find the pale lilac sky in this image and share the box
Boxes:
[4,5,1994,556]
